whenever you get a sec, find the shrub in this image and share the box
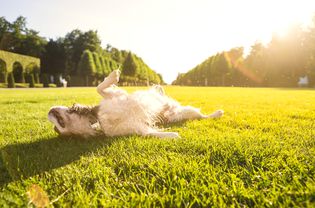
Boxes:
[78,50,96,86]
[0,72,7,83]
[15,83,29,88]
[0,83,7,88]
[65,75,71,87]
[54,74,62,87]
[28,73,35,88]
[42,74,49,88]
[7,72,15,88]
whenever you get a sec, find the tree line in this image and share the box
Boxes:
[0,16,163,87]
[173,18,315,87]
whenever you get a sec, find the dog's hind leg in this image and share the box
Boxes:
[97,70,127,99]
[207,110,224,118]
[146,130,180,138]
[166,106,224,123]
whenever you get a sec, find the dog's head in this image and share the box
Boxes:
[48,104,100,137]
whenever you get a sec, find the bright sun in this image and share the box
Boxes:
[252,0,315,43]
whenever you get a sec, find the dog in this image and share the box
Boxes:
[48,70,223,138]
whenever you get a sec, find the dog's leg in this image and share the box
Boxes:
[97,70,126,98]
[151,84,165,95]
[207,110,224,118]
[146,130,179,138]
[166,106,224,123]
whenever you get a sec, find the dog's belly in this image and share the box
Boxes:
[97,94,159,136]
[97,90,178,136]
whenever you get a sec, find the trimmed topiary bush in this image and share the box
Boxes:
[28,73,35,88]
[42,73,49,88]
[7,72,15,88]
[78,50,97,86]
[0,72,7,83]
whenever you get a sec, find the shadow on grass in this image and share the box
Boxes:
[0,121,193,187]
[0,135,119,187]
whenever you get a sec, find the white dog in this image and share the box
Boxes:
[48,70,223,138]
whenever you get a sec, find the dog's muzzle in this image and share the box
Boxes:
[48,107,66,128]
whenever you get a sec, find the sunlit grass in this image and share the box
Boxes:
[0,87,315,207]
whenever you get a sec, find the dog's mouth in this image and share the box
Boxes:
[48,108,65,128]
[54,125,61,134]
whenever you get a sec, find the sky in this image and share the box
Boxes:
[1,0,315,83]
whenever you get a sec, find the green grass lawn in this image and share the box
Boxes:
[0,87,315,207]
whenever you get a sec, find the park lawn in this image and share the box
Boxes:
[0,86,315,207]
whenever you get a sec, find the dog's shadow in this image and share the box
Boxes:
[0,121,190,187]
[0,135,119,187]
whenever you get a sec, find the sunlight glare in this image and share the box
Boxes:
[253,0,315,41]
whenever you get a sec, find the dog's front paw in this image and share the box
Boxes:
[106,69,120,84]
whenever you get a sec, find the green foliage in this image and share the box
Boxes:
[41,73,49,88]
[78,50,96,76]
[123,52,137,76]
[0,16,46,57]
[64,29,101,74]
[7,72,15,88]
[92,52,102,76]
[1,16,163,86]
[0,50,40,74]
[0,59,6,83]
[27,73,35,88]
[103,58,111,75]
[33,66,40,84]
[0,72,6,83]
[54,74,62,87]
[174,21,315,87]
[99,57,106,75]
[173,51,235,86]
[0,87,315,206]
[41,39,66,75]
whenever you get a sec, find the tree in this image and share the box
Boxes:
[92,52,102,77]
[304,17,315,86]
[64,29,101,74]
[0,17,12,50]
[0,16,46,57]
[123,52,137,76]
[78,50,96,86]
[41,38,66,75]
[0,16,164,87]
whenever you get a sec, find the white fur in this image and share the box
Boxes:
[48,70,224,138]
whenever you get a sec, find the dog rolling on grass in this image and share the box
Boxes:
[48,70,223,138]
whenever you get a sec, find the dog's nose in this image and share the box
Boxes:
[48,106,68,115]
[48,108,57,115]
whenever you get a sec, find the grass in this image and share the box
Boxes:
[0,86,315,207]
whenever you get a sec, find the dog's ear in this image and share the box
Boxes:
[91,105,99,117]
[68,103,99,124]
[68,103,90,114]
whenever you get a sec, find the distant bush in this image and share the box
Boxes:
[42,74,49,88]
[0,83,7,88]
[28,73,35,88]
[15,83,29,88]
[7,72,15,88]
[0,72,7,83]
[34,83,43,88]
[78,50,96,86]
[65,75,71,87]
